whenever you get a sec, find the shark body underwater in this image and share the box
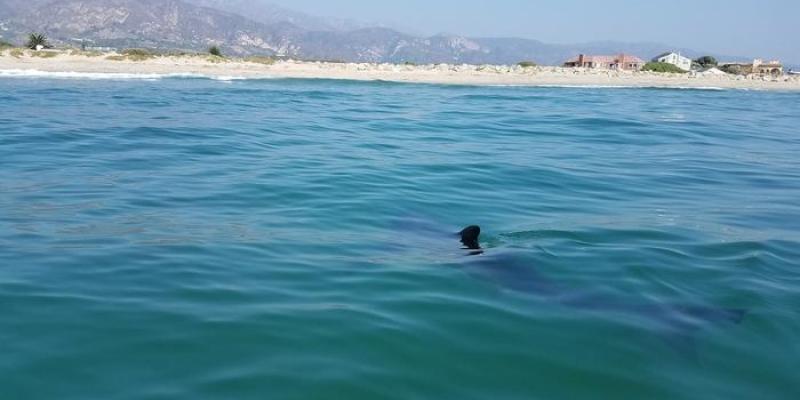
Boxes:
[409,222,746,352]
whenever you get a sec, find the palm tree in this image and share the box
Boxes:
[26,33,48,50]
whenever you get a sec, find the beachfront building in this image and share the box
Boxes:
[720,59,783,77]
[563,54,645,71]
[652,52,692,71]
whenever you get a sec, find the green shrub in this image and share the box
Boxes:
[69,49,102,57]
[26,33,49,50]
[305,58,346,64]
[719,64,745,75]
[245,55,275,65]
[0,40,13,56]
[642,62,687,73]
[518,61,537,68]
[31,51,57,58]
[118,48,157,61]
[10,48,24,57]
[209,45,222,57]
[694,56,718,68]
[121,48,151,56]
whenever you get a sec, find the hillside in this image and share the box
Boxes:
[0,0,729,65]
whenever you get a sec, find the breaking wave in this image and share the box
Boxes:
[0,69,254,81]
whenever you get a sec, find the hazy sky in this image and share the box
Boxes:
[266,0,798,63]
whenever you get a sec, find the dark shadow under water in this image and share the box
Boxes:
[392,216,747,354]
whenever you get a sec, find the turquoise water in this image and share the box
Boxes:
[1,76,799,399]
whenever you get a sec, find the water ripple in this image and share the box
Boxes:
[1,78,799,399]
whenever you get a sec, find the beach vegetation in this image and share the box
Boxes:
[642,62,686,73]
[69,49,103,57]
[695,56,718,68]
[404,61,418,66]
[158,50,195,57]
[31,51,58,58]
[303,57,347,64]
[518,61,537,68]
[0,40,14,49]
[26,33,49,50]
[119,48,157,61]
[245,55,276,65]
[719,64,745,75]
[121,48,153,56]
[209,45,222,57]
[105,55,126,61]
[10,48,24,58]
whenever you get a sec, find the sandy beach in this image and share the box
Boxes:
[2,49,799,90]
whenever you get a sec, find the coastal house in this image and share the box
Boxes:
[720,59,783,77]
[652,52,692,71]
[563,54,645,71]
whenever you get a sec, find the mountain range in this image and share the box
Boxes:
[0,0,744,65]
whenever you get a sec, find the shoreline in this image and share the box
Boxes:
[2,49,799,91]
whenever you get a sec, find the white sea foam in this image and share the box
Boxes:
[0,69,773,91]
[671,86,726,91]
[0,69,253,81]
[511,84,729,91]
[213,76,250,81]
[530,84,631,89]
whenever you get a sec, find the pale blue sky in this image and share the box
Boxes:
[267,0,798,63]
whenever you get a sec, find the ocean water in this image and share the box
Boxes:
[1,75,799,400]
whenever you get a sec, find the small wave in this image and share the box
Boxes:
[521,84,728,91]
[0,69,255,81]
[483,83,731,91]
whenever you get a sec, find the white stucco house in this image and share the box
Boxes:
[653,52,693,71]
